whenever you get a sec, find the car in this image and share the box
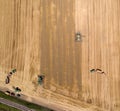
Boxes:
[5,76,10,84]
[16,94,21,97]
[16,87,21,92]
[5,91,10,95]
[11,92,15,96]
[12,69,17,73]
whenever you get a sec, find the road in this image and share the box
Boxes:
[0,97,35,111]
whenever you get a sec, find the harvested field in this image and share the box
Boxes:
[0,0,120,111]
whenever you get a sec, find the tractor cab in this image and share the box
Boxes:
[38,74,45,85]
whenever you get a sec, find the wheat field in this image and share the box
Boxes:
[0,0,120,111]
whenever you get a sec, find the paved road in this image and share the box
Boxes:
[0,98,35,111]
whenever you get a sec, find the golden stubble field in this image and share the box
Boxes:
[0,0,120,111]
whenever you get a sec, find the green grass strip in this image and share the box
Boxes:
[0,91,54,111]
[0,102,21,111]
